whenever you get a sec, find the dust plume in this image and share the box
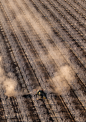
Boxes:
[51,65,75,95]
[52,72,70,94]
[60,65,75,82]
[0,56,18,97]
[3,78,17,97]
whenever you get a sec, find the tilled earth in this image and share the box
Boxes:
[0,0,86,122]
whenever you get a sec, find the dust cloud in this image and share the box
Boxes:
[52,65,75,95]
[3,78,17,97]
[52,71,69,94]
[60,65,75,81]
[45,47,75,94]
[0,56,18,97]
[12,0,52,40]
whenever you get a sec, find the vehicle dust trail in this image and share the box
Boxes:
[13,0,52,40]
[0,56,18,97]
[11,0,76,96]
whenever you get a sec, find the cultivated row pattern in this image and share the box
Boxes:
[0,0,86,122]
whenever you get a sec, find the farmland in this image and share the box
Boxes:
[0,0,86,122]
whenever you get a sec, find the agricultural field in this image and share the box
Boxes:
[0,0,86,122]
